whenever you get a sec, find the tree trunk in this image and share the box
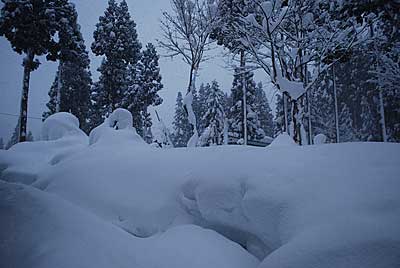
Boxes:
[304,63,312,144]
[292,100,301,145]
[332,63,340,143]
[240,50,247,145]
[185,65,199,147]
[306,91,312,144]
[19,50,34,142]
[283,92,289,134]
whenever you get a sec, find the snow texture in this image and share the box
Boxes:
[41,112,87,141]
[1,115,400,268]
[89,108,146,147]
[0,182,258,268]
[183,91,199,147]
[269,132,297,147]
[314,133,327,144]
[0,113,88,184]
[276,72,305,100]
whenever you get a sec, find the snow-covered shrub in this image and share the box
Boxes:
[89,108,146,147]
[313,133,327,145]
[0,112,88,184]
[41,112,87,141]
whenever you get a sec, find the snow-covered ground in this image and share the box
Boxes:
[1,111,400,268]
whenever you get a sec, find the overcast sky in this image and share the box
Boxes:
[0,0,274,142]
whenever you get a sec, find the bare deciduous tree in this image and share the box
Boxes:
[159,0,218,146]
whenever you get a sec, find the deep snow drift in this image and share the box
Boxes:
[1,111,400,268]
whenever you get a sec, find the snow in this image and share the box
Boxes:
[89,108,146,147]
[107,108,133,130]
[41,112,87,141]
[0,181,258,268]
[313,133,327,144]
[0,113,88,184]
[261,1,273,18]
[276,72,305,100]
[183,91,199,147]
[1,113,400,268]
[269,132,297,147]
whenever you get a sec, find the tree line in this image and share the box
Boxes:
[171,77,274,147]
[0,0,163,145]
[1,0,399,147]
[160,0,400,145]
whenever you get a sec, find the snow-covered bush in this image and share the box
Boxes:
[41,112,87,141]
[89,108,146,147]
[313,133,327,145]
[0,112,88,184]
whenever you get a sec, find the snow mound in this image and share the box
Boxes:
[3,122,400,268]
[89,108,146,147]
[313,133,327,144]
[0,113,88,184]
[107,108,133,130]
[29,138,400,267]
[269,132,297,147]
[0,181,258,268]
[41,112,87,141]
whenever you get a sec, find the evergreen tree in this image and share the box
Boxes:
[255,82,274,138]
[172,92,193,147]
[43,11,92,133]
[43,75,59,119]
[91,57,128,118]
[198,81,226,146]
[211,0,257,145]
[0,137,4,150]
[196,83,210,134]
[6,130,18,150]
[124,43,163,134]
[228,68,263,142]
[0,0,76,142]
[142,110,153,144]
[274,94,285,137]
[91,0,142,123]
[91,0,141,64]
[5,119,33,149]
[339,103,357,142]
[310,74,336,142]
[360,95,380,141]
[210,0,256,53]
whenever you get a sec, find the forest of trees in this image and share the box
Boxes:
[0,0,398,148]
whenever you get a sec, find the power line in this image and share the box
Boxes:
[0,112,43,121]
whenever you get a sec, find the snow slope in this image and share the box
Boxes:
[0,113,88,184]
[1,112,400,268]
[33,141,400,267]
[0,181,258,268]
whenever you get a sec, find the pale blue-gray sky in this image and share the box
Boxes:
[0,0,274,142]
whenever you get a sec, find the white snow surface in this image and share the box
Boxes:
[276,72,305,100]
[314,133,327,144]
[1,112,400,268]
[269,132,297,147]
[0,182,258,268]
[89,108,146,147]
[41,112,87,141]
[0,113,88,184]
